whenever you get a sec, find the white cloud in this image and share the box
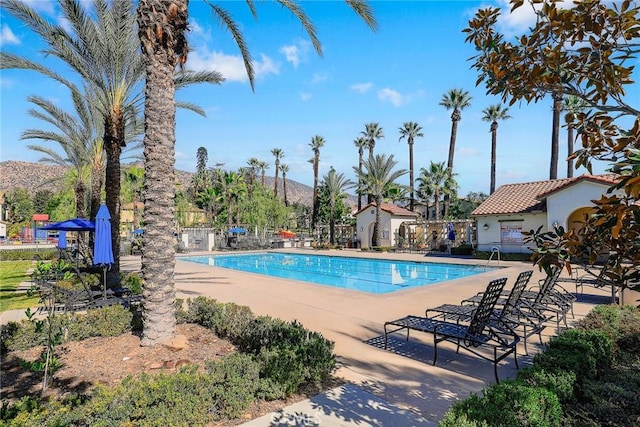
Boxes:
[0,78,15,88]
[299,92,312,101]
[495,0,572,35]
[22,0,56,14]
[350,82,374,93]
[0,25,20,46]
[458,147,479,157]
[311,72,329,84]
[187,50,279,82]
[279,39,310,68]
[377,88,409,107]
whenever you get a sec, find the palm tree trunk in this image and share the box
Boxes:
[312,160,319,228]
[137,0,184,346]
[567,124,574,178]
[274,166,279,197]
[103,118,123,284]
[329,203,335,245]
[444,118,458,217]
[75,181,86,219]
[357,153,363,211]
[490,124,497,194]
[409,141,414,211]
[374,196,382,247]
[550,92,562,180]
[283,175,289,207]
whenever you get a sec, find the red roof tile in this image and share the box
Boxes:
[356,203,420,217]
[471,174,617,216]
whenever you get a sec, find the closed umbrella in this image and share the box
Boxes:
[448,222,456,242]
[57,230,67,249]
[94,204,114,297]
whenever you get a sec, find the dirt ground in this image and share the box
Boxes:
[1,323,323,425]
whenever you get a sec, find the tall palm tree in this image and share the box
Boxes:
[258,160,269,187]
[361,122,384,203]
[323,167,352,245]
[279,163,290,207]
[215,171,245,228]
[271,148,285,198]
[136,0,376,345]
[354,154,407,247]
[416,161,457,221]
[398,121,424,211]
[246,157,261,198]
[550,91,563,180]
[481,104,511,194]
[2,0,219,284]
[440,88,471,216]
[562,95,588,178]
[309,135,325,228]
[353,136,368,211]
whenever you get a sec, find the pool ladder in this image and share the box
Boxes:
[486,246,500,268]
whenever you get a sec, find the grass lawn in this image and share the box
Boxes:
[0,260,39,312]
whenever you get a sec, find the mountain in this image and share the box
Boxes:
[0,160,323,207]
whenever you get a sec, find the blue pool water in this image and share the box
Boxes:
[181,252,496,294]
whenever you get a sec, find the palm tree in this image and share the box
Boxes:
[398,121,424,211]
[280,163,290,207]
[2,0,220,285]
[550,92,563,179]
[361,123,384,203]
[122,165,145,230]
[215,171,245,228]
[562,95,588,178]
[416,162,457,221]
[353,136,368,211]
[21,92,98,219]
[354,154,407,247]
[440,88,471,216]
[481,104,511,194]
[323,168,352,245]
[258,160,270,187]
[271,148,285,198]
[136,0,376,345]
[246,157,261,197]
[309,135,325,228]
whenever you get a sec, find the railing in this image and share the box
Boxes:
[486,246,501,268]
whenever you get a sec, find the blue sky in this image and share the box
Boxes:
[1,0,638,197]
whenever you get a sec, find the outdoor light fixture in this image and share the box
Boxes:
[483,224,489,230]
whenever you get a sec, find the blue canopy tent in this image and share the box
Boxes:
[40,218,95,231]
[57,230,67,249]
[227,227,248,234]
[94,204,114,297]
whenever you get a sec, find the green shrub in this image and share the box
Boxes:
[534,329,612,380]
[120,272,143,295]
[451,244,473,255]
[516,366,576,402]
[442,381,563,427]
[576,304,640,355]
[0,249,56,261]
[2,306,133,352]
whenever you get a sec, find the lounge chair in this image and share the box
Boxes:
[425,270,544,355]
[384,277,519,382]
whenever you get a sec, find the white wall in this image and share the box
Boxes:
[546,181,620,228]
[475,213,547,253]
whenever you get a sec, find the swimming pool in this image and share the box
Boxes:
[181,252,497,294]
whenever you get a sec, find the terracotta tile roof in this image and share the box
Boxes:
[471,174,618,216]
[356,203,420,217]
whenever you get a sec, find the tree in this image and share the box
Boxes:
[258,160,269,187]
[440,88,471,216]
[398,121,424,211]
[322,168,352,245]
[279,164,290,207]
[550,92,563,179]
[309,135,325,229]
[215,171,246,229]
[2,0,218,284]
[464,0,640,290]
[122,165,145,230]
[21,92,98,219]
[562,95,588,178]
[481,104,511,194]
[353,136,368,211]
[416,162,457,221]
[361,122,384,203]
[355,154,407,247]
[136,0,377,345]
[246,157,261,198]
[271,148,285,198]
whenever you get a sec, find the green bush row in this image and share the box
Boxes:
[0,249,57,261]
[472,250,533,262]
[1,305,133,354]
[440,305,640,426]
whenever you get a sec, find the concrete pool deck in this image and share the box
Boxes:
[118,248,614,425]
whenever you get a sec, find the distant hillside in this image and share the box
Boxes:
[0,160,323,206]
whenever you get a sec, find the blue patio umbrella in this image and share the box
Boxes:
[227,227,248,234]
[94,204,114,296]
[57,230,67,249]
[448,222,456,241]
[40,218,95,231]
